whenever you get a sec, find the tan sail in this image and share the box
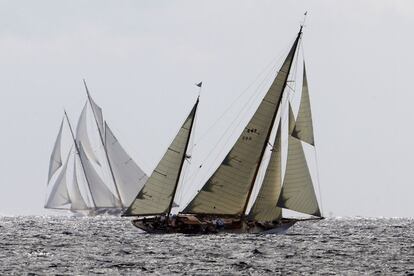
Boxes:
[277,134,321,217]
[248,121,282,221]
[124,102,198,216]
[292,63,314,145]
[183,36,300,215]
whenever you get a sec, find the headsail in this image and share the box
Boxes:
[48,118,64,183]
[292,63,314,145]
[277,107,321,217]
[183,33,300,215]
[69,153,90,210]
[78,143,121,208]
[248,121,282,221]
[105,122,148,205]
[45,149,71,209]
[124,100,198,216]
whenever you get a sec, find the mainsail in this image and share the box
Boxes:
[277,98,321,217]
[183,33,301,216]
[76,103,101,165]
[105,122,148,206]
[248,121,282,221]
[124,99,199,216]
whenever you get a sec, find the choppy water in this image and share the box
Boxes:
[0,216,413,275]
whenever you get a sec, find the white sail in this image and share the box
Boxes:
[78,143,121,208]
[45,150,71,209]
[125,102,197,216]
[105,123,148,206]
[48,119,64,183]
[69,154,90,210]
[289,103,296,135]
[89,95,104,140]
[248,121,282,221]
[76,103,101,165]
[183,37,300,215]
[292,63,314,145]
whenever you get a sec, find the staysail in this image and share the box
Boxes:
[45,149,71,209]
[78,143,121,208]
[69,154,90,210]
[248,121,282,221]
[105,122,148,205]
[292,63,314,145]
[277,104,321,217]
[183,33,300,216]
[124,100,198,216]
[48,118,64,182]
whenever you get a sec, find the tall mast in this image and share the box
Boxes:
[166,96,200,216]
[82,80,123,207]
[64,110,96,208]
[241,26,303,216]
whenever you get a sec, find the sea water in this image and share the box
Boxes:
[0,216,413,275]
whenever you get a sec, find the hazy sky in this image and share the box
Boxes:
[0,1,413,217]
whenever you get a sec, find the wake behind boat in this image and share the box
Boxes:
[124,24,324,234]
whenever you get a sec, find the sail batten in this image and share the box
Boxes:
[124,101,198,216]
[183,33,301,215]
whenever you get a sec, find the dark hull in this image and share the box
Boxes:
[131,215,298,234]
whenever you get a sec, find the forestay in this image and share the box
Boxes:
[125,102,197,216]
[248,121,282,221]
[183,36,300,215]
[105,123,148,206]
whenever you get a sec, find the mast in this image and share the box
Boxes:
[64,110,96,208]
[166,96,200,216]
[241,26,303,216]
[82,80,123,207]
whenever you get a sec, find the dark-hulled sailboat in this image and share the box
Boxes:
[123,25,323,233]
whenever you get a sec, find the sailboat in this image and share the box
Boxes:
[45,83,148,215]
[124,25,323,233]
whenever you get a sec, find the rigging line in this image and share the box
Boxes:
[193,40,295,146]
[183,64,278,189]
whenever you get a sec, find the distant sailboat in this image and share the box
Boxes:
[45,83,148,215]
[124,25,323,233]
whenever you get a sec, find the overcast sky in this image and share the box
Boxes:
[0,1,413,217]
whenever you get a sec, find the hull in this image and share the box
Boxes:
[131,215,298,234]
[69,208,125,217]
